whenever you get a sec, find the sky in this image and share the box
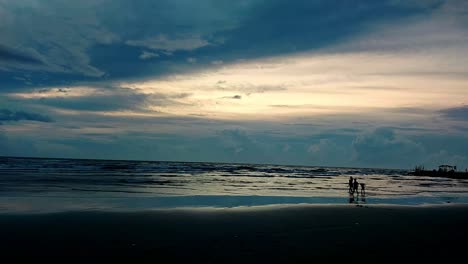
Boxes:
[1,0,468,169]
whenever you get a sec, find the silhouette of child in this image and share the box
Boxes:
[348,176,353,193]
[353,179,359,194]
[360,183,366,195]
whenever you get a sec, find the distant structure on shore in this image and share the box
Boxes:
[409,164,468,179]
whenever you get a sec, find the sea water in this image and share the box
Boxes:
[1,157,468,213]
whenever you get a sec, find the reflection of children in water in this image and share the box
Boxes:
[349,194,366,204]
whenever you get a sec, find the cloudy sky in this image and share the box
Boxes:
[1,0,468,169]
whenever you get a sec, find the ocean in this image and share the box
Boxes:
[1,156,468,213]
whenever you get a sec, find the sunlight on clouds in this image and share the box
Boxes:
[118,48,468,120]
[11,86,105,99]
[10,49,467,122]
[9,0,467,123]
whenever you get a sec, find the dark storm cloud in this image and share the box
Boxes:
[0,45,43,65]
[0,0,443,90]
[198,0,443,63]
[0,109,52,123]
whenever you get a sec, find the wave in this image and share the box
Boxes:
[0,157,465,202]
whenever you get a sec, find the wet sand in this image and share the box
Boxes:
[2,204,467,263]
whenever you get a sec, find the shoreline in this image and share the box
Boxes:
[1,194,466,214]
[1,201,467,215]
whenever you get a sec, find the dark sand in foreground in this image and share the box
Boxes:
[2,204,468,263]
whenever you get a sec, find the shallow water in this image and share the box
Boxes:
[1,157,468,212]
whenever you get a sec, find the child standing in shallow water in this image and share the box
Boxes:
[348,176,353,193]
[360,183,366,195]
[353,178,359,194]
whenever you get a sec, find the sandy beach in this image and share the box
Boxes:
[2,204,468,263]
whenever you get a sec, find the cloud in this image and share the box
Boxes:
[139,51,159,60]
[211,60,223,65]
[424,150,468,169]
[206,0,441,62]
[215,82,287,94]
[1,0,467,168]
[0,0,455,89]
[0,45,43,65]
[389,0,443,9]
[1,113,467,168]
[0,0,442,81]
[187,57,197,63]
[0,0,257,87]
[0,131,39,157]
[216,128,279,162]
[352,128,425,168]
[126,34,210,52]
[0,1,118,77]
[37,91,147,112]
[0,109,52,123]
[439,106,468,121]
[8,86,191,112]
[223,95,242,100]
[0,1,119,77]
[327,0,468,57]
[307,138,352,166]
